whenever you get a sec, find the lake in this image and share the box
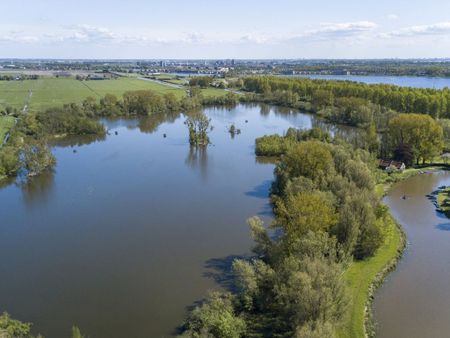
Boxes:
[296,74,450,89]
[374,171,450,337]
[0,104,352,337]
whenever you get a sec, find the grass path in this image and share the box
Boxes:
[337,213,404,338]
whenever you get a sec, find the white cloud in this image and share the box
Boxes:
[387,14,399,20]
[0,21,380,48]
[386,21,450,37]
[0,30,40,43]
[302,21,377,39]
[280,21,377,45]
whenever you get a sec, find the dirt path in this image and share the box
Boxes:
[22,89,33,113]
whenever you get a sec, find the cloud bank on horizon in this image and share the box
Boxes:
[1,0,450,59]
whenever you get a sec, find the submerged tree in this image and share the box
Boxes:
[21,139,56,177]
[186,112,211,146]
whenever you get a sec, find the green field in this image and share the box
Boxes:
[0,77,233,111]
[0,77,186,111]
[0,116,16,144]
[200,87,231,97]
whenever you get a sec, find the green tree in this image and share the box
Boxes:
[279,141,335,184]
[21,139,56,177]
[71,326,84,338]
[0,146,20,177]
[186,112,211,146]
[274,192,338,241]
[388,113,444,164]
[181,292,246,338]
[0,312,31,337]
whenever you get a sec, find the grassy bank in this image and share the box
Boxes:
[0,115,15,143]
[338,165,450,338]
[338,214,405,338]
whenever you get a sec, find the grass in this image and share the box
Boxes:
[338,215,403,338]
[0,77,230,111]
[0,77,185,111]
[200,87,231,97]
[0,115,15,144]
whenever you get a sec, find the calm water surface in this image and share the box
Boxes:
[297,74,450,89]
[0,104,340,338]
[374,171,450,337]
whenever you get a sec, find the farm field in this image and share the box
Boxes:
[0,77,187,111]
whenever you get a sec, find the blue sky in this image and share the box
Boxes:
[2,0,450,58]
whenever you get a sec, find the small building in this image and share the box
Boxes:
[379,159,406,172]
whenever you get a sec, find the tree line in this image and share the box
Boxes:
[242,76,450,120]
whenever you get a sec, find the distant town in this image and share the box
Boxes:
[2,58,450,78]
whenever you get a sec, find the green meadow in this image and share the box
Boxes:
[0,77,187,111]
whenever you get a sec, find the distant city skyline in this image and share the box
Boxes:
[2,0,450,59]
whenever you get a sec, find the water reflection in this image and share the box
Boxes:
[244,180,272,199]
[49,134,106,148]
[138,112,180,134]
[435,222,450,231]
[255,156,278,165]
[311,117,364,144]
[21,170,55,209]
[185,145,209,180]
[260,104,270,116]
[203,254,248,292]
[0,176,15,190]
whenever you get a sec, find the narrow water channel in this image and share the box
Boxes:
[374,171,450,337]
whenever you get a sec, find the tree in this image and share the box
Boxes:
[0,312,31,337]
[394,143,414,167]
[274,191,337,241]
[21,139,56,177]
[0,146,20,177]
[71,326,85,338]
[186,112,211,146]
[365,123,380,155]
[311,89,334,109]
[279,141,335,184]
[388,113,444,164]
[272,256,347,334]
[181,292,246,338]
